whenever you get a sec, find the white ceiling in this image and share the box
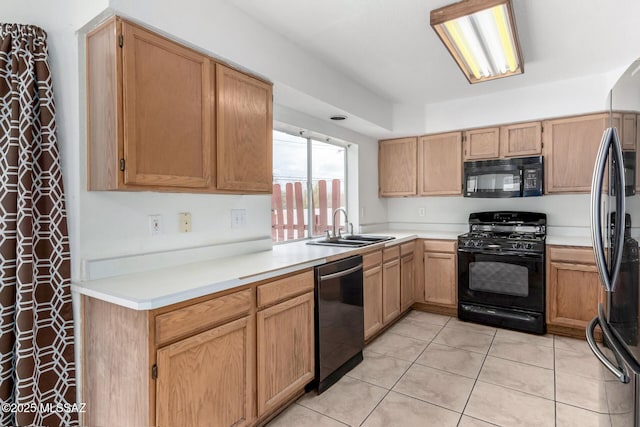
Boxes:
[223,0,640,137]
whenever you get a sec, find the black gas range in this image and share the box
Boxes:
[457,211,547,334]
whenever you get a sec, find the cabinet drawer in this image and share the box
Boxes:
[401,242,415,256]
[155,289,252,346]
[383,246,400,262]
[257,270,314,308]
[423,240,456,253]
[547,246,595,265]
[363,250,383,270]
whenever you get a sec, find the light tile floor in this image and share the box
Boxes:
[268,310,622,427]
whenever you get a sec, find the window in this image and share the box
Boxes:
[272,130,347,242]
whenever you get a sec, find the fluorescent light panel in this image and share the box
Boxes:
[431,0,523,83]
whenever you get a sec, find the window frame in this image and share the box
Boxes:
[272,128,349,243]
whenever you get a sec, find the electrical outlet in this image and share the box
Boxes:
[179,212,192,233]
[418,207,426,217]
[231,209,247,228]
[148,215,162,236]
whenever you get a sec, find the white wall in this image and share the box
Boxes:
[387,195,592,232]
[6,0,390,282]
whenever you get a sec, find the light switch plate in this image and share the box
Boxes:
[148,215,162,236]
[231,209,247,228]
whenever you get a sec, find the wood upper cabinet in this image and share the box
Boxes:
[382,246,401,325]
[621,113,637,151]
[423,240,457,308]
[400,242,415,312]
[543,113,611,193]
[499,121,542,157]
[86,17,273,194]
[216,64,273,193]
[418,132,462,196]
[546,246,604,335]
[256,291,314,416]
[379,137,417,196]
[87,18,211,190]
[156,316,253,427]
[363,251,384,340]
[463,127,500,160]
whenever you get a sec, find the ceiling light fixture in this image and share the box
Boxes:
[430,0,523,84]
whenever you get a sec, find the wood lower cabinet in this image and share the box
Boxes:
[256,292,314,416]
[400,242,416,312]
[421,240,457,314]
[463,127,500,160]
[84,269,316,427]
[382,247,401,324]
[363,251,384,340]
[546,245,605,337]
[500,121,542,157]
[378,137,417,196]
[216,64,273,193]
[156,316,253,427]
[418,132,462,195]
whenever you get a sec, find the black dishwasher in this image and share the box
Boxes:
[314,255,364,393]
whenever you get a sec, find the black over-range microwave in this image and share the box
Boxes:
[464,156,543,198]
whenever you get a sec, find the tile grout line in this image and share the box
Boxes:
[358,321,444,426]
[553,334,557,427]
[458,330,496,426]
[292,402,350,426]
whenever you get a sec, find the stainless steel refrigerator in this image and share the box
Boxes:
[588,59,640,426]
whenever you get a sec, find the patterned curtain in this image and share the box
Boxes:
[0,24,77,426]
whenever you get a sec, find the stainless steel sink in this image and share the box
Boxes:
[306,234,395,247]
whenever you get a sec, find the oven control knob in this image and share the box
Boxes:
[524,243,533,250]
[512,242,519,250]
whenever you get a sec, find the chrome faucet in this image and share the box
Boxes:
[332,208,349,238]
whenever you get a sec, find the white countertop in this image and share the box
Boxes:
[72,232,421,311]
[71,228,595,311]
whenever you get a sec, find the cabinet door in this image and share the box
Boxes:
[379,137,417,196]
[257,292,314,416]
[418,132,462,195]
[543,113,609,193]
[364,265,383,340]
[382,258,401,324]
[547,261,604,329]
[500,122,542,157]
[121,21,211,188]
[622,113,637,151]
[400,254,415,312]
[463,127,500,160]
[156,316,253,427]
[216,64,273,192]
[424,251,457,307]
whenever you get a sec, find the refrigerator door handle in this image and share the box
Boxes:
[586,307,629,383]
[609,127,626,291]
[591,128,614,291]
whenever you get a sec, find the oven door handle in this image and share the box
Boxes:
[457,248,542,258]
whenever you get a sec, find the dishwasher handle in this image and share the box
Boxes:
[318,263,363,281]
